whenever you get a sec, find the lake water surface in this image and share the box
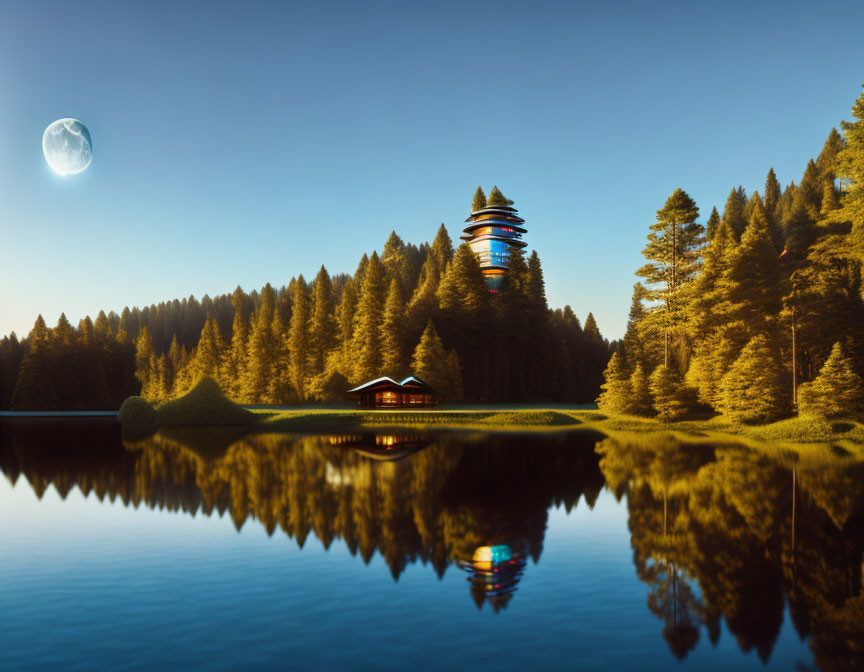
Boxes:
[0,420,861,671]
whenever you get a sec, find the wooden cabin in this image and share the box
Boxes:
[346,376,436,409]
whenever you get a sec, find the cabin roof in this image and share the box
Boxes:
[346,375,434,395]
[346,376,399,393]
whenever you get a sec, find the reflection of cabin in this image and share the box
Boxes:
[327,432,432,460]
[346,376,436,408]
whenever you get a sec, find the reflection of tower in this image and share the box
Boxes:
[458,545,527,612]
[462,202,527,292]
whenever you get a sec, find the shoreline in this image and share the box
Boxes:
[7,407,863,459]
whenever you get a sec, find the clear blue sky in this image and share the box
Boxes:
[1,1,863,340]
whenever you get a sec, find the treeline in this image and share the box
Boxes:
[1,206,611,409]
[599,82,864,423]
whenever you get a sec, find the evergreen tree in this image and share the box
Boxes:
[816,127,846,181]
[797,159,823,220]
[526,250,553,398]
[820,179,840,215]
[222,286,249,400]
[156,353,172,399]
[495,247,533,400]
[437,243,492,398]
[429,224,454,267]
[684,332,739,409]
[764,168,782,232]
[623,283,649,369]
[597,352,632,414]
[583,313,602,340]
[287,275,311,401]
[722,204,783,337]
[686,219,735,337]
[721,186,748,239]
[337,279,357,375]
[410,320,450,396]
[649,365,694,421]
[11,316,60,410]
[168,336,186,389]
[134,326,158,401]
[380,278,406,376]
[798,341,864,419]
[637,188,703,366]
[353,253,370,293]
[351,251,387,382]
[266,307,293,404]
[717,334,789,424]
[836,83,864,261]
[309,266,337,376]
[0,333,24,410]
[382,231,412,295]
[783,197,817,263]
[50,313,79,407]
[705,207,720,240]
[486,186,513,207]
[243,283,278,402]
[407,225,452,343]
[191,317,225,385]
[445,349,464,401]
[628,364,653,416]
[94,310,114,343]
[472,186,487,211]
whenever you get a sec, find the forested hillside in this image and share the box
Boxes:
[0,217,611,410]
[600,82,864,423]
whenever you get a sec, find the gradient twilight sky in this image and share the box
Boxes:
[1,1,863,340]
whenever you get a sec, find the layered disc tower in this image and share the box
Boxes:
[462,193,527,291]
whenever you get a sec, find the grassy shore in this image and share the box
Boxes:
[119,379,864,462]
[248,405,864,458]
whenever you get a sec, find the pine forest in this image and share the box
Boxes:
[0,216,610,410]
[599,83,864,424]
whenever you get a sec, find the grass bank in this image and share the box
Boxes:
[251,406,863,451]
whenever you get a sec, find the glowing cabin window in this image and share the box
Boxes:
[375,391,400,406]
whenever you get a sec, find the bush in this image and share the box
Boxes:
[117,396,157,423]
[156,377,258,426]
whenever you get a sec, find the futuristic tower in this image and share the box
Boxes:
[461,197,527,291]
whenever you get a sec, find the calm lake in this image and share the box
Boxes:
[0,420,861,671]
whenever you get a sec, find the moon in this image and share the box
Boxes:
[42,118,92,175]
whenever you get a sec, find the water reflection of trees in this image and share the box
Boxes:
[598,434,864,671]
[0,422,603,610]
[2,421,863,667]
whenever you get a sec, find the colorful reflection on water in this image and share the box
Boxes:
[0,420,862,671]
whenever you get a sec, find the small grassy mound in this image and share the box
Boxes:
[744,414,864,444]
[476,410,579,427]
[117,396,157,423]
[156,377,258,426]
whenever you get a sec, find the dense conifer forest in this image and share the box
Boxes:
[599,82,864,423]
[0,200,611,410]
